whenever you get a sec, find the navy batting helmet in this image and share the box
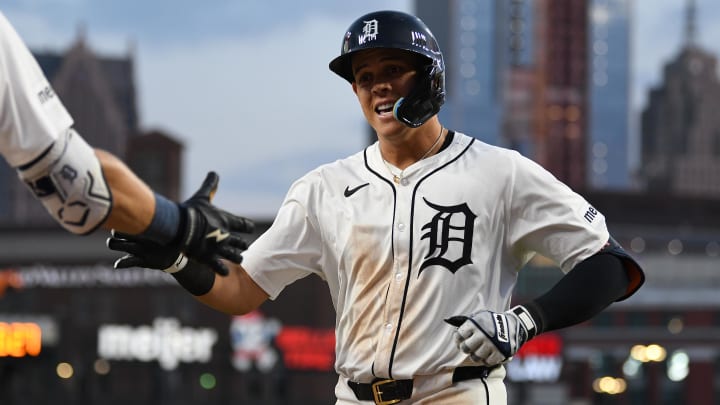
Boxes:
[329,10,446,128]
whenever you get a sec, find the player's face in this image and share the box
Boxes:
[351,49,418,136]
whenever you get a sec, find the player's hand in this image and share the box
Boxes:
[107,231,218,296]
[108,230,183,271]
[444,305,537,366]
[176,171,255,275]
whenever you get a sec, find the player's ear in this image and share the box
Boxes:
[352,82,358,95]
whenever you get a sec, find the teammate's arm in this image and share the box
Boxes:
[15,129,253,273]
[107,232,269,314]
[0,11,152,236]
[93,149,155,234]
[447,237,645,366]
[2,10,254,272]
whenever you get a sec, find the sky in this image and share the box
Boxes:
[3,0,720,220]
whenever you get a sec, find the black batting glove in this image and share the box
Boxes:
[176,171,255,275]
[109,230,183,270]
[108,231,217,296]
[445,305,539,366]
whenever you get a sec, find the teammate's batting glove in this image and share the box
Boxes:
[444,305,538,366]
[108,231,217,296]
[175,172,255,275]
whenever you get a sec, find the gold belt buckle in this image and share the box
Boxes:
[371,379,402,405]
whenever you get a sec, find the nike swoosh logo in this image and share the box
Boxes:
[206,229,230,242]
[344,183,369,197]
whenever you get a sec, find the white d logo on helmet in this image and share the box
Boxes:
[359,19,378,44]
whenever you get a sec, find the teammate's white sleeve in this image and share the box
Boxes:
[241,177,325,300]
[506,151,609,273]
[0,11,73,166]
[1,12,112,234]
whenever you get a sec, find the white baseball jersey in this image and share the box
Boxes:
[242,132,609,384]
[0,11,73,168]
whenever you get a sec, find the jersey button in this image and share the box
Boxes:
[385,323,393,331]
[400,178,409,186]
[398,223,406,232]
[395,273,403,281]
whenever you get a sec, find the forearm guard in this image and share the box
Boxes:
[17,129,112,234]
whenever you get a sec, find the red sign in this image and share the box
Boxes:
[507,332,563,382]
[515,332,562,358]
[275,327,335,371]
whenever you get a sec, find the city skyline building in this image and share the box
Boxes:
[416,0,502,146]
[530,0,590,190]
[640,0,720,197]
[498,0,536,158]
[587,0,633,189]
[419,0,621,191]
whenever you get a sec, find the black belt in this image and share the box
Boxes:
[347,366,496,405]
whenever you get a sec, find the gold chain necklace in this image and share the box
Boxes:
[382,126,444,184]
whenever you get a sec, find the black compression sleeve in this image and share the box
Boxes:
[522,253,630,334]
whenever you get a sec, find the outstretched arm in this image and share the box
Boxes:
[108,232,269,315]
[16,126,254,274]
[195,262,269,315]
[94,149,155,234]
[1,10,209,243]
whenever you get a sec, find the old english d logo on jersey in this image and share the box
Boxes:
[419,198,476,274]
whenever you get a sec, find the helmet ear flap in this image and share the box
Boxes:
[393,63,445,128]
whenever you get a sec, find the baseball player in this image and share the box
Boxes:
[0,10,253,274]
[108,10,645,404]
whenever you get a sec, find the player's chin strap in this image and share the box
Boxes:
[392,64,444,128]
[16,128,112,235]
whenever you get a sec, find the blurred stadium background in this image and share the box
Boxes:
[2,0,720,404]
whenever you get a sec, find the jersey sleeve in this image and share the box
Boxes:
[506,151,609,273]
[0,12,73,167]
[241,175,325,300]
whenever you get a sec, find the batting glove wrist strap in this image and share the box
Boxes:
[445,305,538,367]
[168,258,216,296]
[161,252,216,296]
[163,253,188,274]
